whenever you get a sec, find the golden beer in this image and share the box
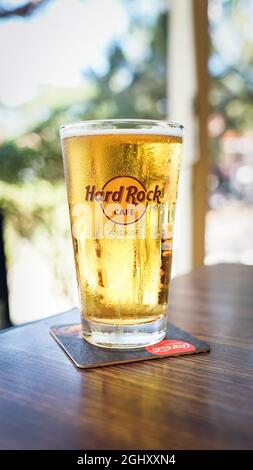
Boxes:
[60,120,183,348]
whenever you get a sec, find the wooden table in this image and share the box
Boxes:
[0,264,252,450]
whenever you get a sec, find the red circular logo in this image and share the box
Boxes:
[101,176,148,225]
[146,340,196,356]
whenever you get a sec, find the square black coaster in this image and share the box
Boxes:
[50,323,210,369]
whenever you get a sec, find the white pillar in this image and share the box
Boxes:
[168,0,197,277]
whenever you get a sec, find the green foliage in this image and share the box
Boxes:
[209,0,253,154]
[81,14,167,121]
[0,180,65,239]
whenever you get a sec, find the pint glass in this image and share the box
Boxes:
[60,120,183,349]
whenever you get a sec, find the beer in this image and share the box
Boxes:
[60,121,183,348]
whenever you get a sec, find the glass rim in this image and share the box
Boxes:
[60,118,184,139]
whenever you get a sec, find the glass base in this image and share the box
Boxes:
[82,315,167,349]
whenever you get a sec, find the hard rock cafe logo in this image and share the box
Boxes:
[85,176,162,225]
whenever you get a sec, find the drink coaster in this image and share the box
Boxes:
[50,323,210,369]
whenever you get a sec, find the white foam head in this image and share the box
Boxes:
[60,119,183,139]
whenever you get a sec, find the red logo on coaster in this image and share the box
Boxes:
[146,340,196,356]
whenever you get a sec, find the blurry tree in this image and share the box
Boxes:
[209,0,253,165]
[0,10,167,188]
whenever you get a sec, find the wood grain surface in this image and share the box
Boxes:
[0,264,252,450]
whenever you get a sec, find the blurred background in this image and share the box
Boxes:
[0,0,252,328]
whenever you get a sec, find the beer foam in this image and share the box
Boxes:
[60,122,183,139]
